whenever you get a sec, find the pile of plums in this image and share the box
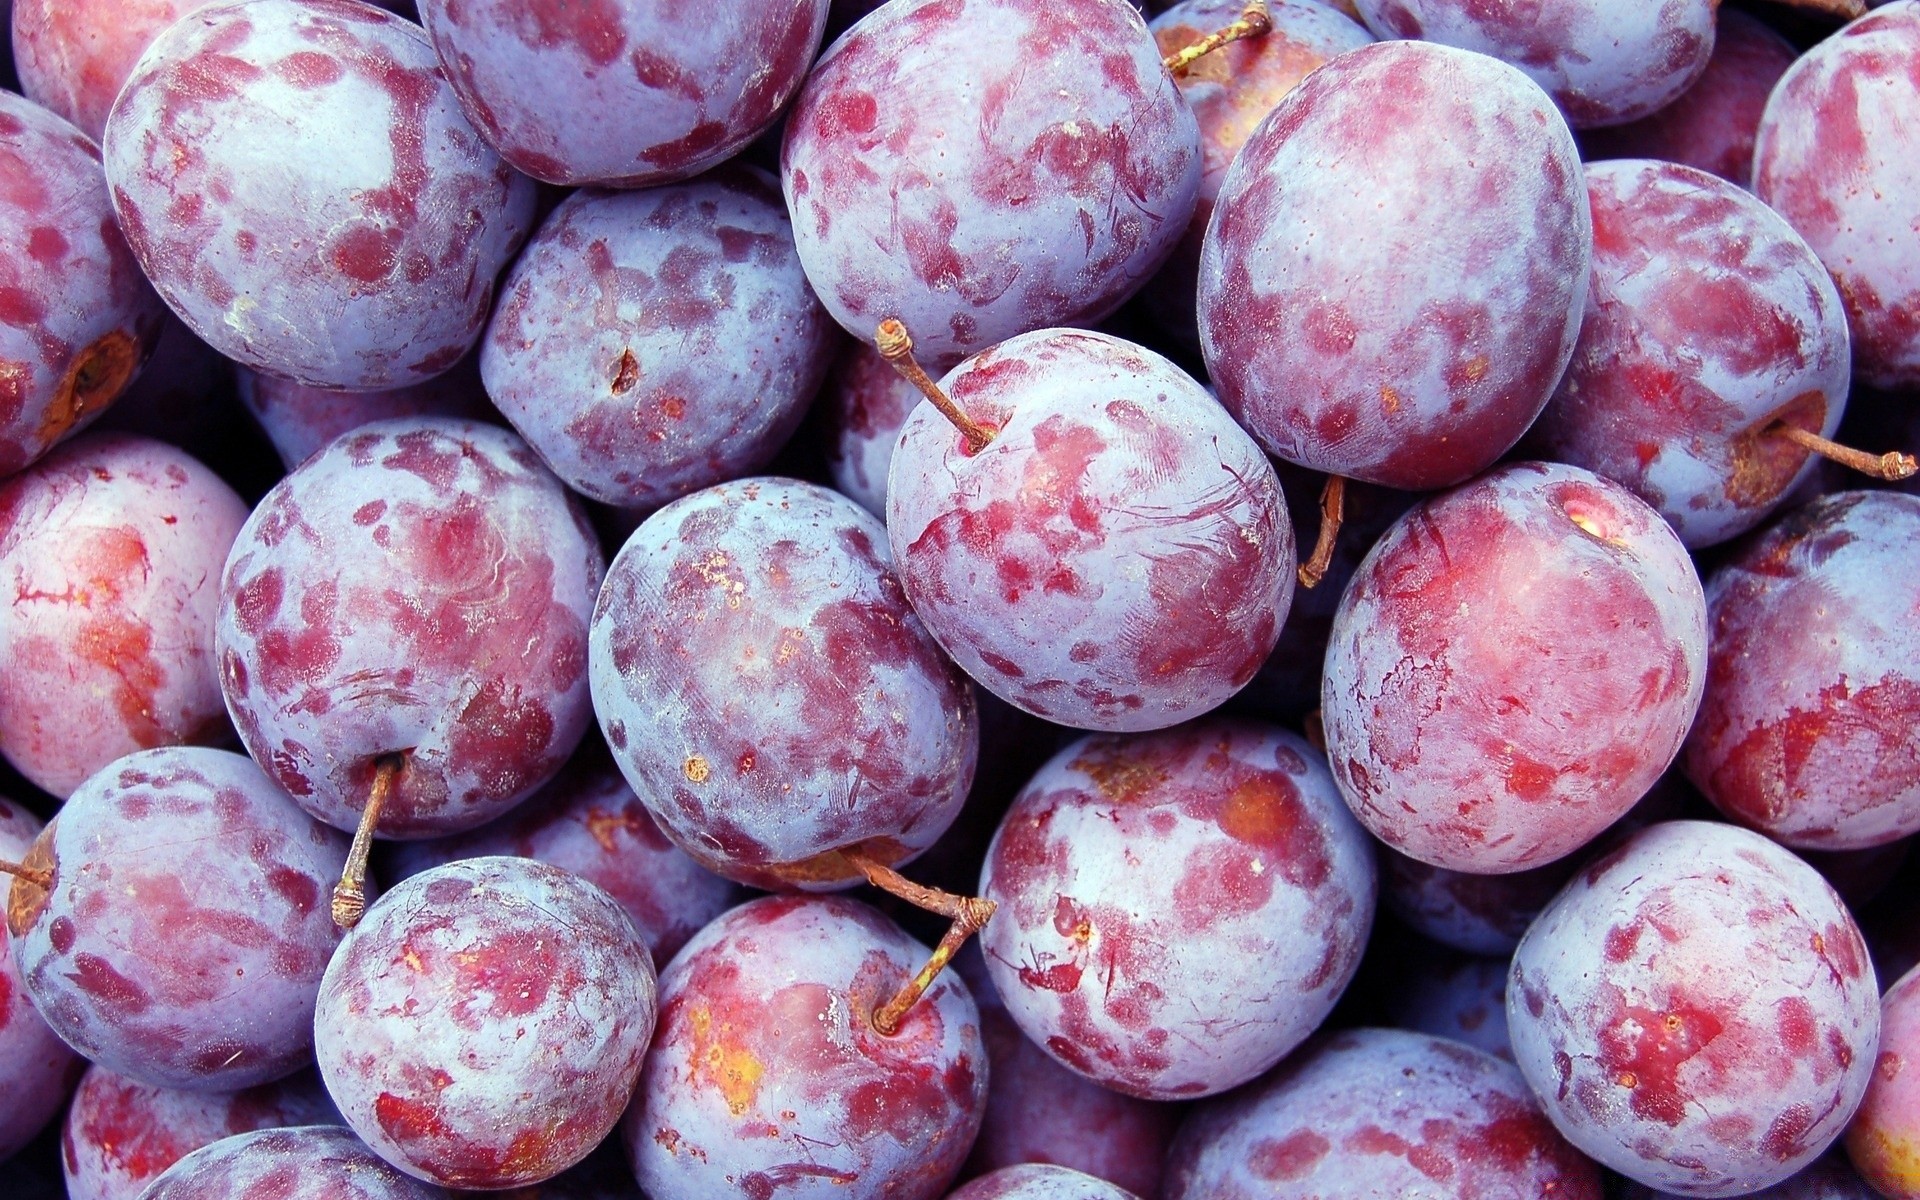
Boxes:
[2,0,1919,1197]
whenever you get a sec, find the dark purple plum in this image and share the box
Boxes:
[949,1165,1139,1199]
[588,477,976,890]
[481,169,836,509]
[102,0,536,391]
[821,340,918,518]
[1381,850,1575,956]
[0,797,81,1162]
[6,746,349,1090]
[137,1125,450,1200]
[94,317,241,467]
[416,0,828,187]
[1388,950,1513,1062]
[236,356,494,472]
[1508,820,1879,1196]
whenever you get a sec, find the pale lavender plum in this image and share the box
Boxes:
[1508,820,1879,1196]
[138,1126,450,1200]
[236,356,493,471]
[0,797,81,1162]
[1756,3,1920,389]
[1382,850,1576,955]
[416,0,826,186]
[7,746,350,1090]
[0,433,246,797]
[217,419,605,839]
[1162,1028,1604,1198]
[588,478,976,890]
[781,0,1201,366]
[624,895,988,1200]
[1323,462,1708,873]
[385,744,739,964]
[948,1165,1138,1199]
[1623,1155,1881,1199]
[1390,951,1514,1061]
[955,946,1177,1197]
[822,340,918,518]
[1526,160,1853,549]
[481,169,835,508]
[61,1066,341,1200]
[980,721,1376,1099]
[1355,0,1714,127]
[1683,492,1920,850]
[315,858,655,1189]
[1198,41,1591,490]
[101,0,537,391]
[0,91,164,477]
[1580,10,1798,186]
[1846,964,1920,1195]
[889,329,1292,732]
[1143,0,1373,347]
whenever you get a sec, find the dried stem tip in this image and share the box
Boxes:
[1298,473,1347,589]
[1163,0,1273,77]
[1771,423,1918,482]
[332,753,405,930]
[842,846,998,1036]
[0,860,52,890]
[875,319,995,455]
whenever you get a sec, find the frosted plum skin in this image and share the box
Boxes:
[416,0,828,187]
[8,746,349,1091]
[0,797,81,1163]
[102,0,537,391]
[236,357,494,472]
[624,895,988,1200]
[1507,820,1879,1197]
[888,329,1292,732]
[1198,40,1591,490]
[589,477,977,890]
[137,1125,451,1200]
[781,0,1201,366]
[0,434,246,798]
[481,169,835,509]
[821,340,919,519]
[1622,1154,1880,1200]
[1323,462,1708,873]
[949,1164,1139,1199]
[217,418,605,839]
[1682,492,1920,850]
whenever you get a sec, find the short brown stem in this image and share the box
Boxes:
[0,860,52,891]
[1298,474,1347,589]
[875,320,994,455]
[1771,423,1918,482]
[1163,0,1272,77]
[841,846,997,1036]
[332,754,405,929]
[1760,0,1866,20]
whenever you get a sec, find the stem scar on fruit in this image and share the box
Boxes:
[331,752,407,929]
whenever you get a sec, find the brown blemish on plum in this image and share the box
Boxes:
[1727,391,1826,508]
[4,826,55,938]
[42,330,142,445]
[610,348,639,394]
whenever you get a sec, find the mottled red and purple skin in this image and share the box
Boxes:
[0,90,164,479]
[0,433,246,797]
[1198,40,1590,490]
[416,0,826,186]
[101,0,537,391]
[822,340,919,519]
[61,1065,341,1200]
[980,721,1376,1099]
[1846,964,1920,1196]
[138,1125,451,1200]
[236,355,495,472]
[1581,10,1798,187]
[385,744,739,964]
[589,477,977,890]
[1623,1153,1880,1200]
[781,0,1201,366]
[1324,462,1708,872]
[1391,950,1514,1062]
[1508,820,1879,1196]
[482,169,835,509]
[1755,2,1920,389]
[315,857,656,1189]
[0,797,81,1162]
[954,946,1178,1197]
[1682,492,1920,850]
[1526,160,1853,550]
[947,1164,1139,1199]
[1163,1028,1604,1199]
[217,418,605,840]
[889,329,1291,732]
[7,746,350,1090]
[1355,0,1713,127]
[625,895,987,1200]
[1143,0,1373,348]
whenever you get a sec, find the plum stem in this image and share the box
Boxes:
[1771,423,1918,482]
[1163,0,1273,77]
[0,860,51,890]
[842,846,997,1036]
[331,753,405,930]
[1297,474,1347,589]
[1762,0,1865,20]
[875,319,994,455]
